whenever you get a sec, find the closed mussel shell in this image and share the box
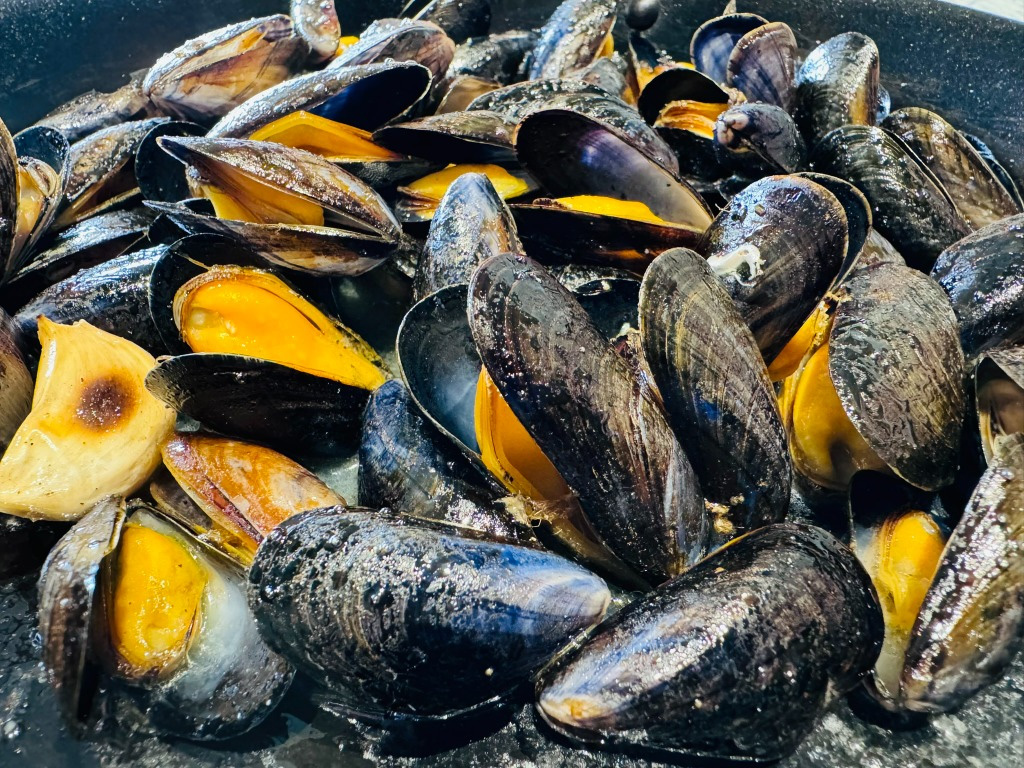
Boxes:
[901,434,1024,712]
[415,171,521,300]
[526,0,617,81]
[883,107,1021,230]
[639,247,791,549]
[468,252,707,584]
[931,213,1024,360]
[247,507,610,721]
[373,109,516,165]
[332,18,455,82]
[797,32,879,143]
[975,345,1024,463]
[536,523,883,762]
[725,21,797,112]
[812,125,972,272]
[467,79,608,123]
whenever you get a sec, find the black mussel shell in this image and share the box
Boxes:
[930,213,1024,360]
[135,120,207,203]
[423,0,492,45]
[29,73,151,144]
[373,110,516,165]
[247,507,610,721]
[700,175,848,362]
[812,125,971,272]
[358,379,537,546]
[332,18,454,84]
[796,32,879,143]
[466,79,608,122]
[536,523,883,762]
[209,61,432,138]
[640,248,790,548]
[526,0,617,81]
[725,21,797,112]
[146,354,368,457]
[715,103,807,175]
[445,29,537,86]
[689,12,767,85]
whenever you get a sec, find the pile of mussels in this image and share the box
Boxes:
[0,0,1021,762]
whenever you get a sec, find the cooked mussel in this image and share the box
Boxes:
[419,0,493,45]
[332,18,455,83]
[395,163,536,223]
[700,174,848,363]
[209,60,432,139]
[900,433,1024,712]
[536,523,883,762]
[39,497,294,739]
[725,21,797,112]
[247,506,609,721]
[526,0,617,80]
[930,213,1024,360]
[714,102,807,174]
[689,12,767,84]
[414,171,521,300]
[142,15,305,122]
[158,432,344,565]
[797,32,880,142]
[152,136,407,274]
[291,0,342,62]
[145,243,389,451]
[374,109,516,164]
[779,264,965,498]
[883,107,1021,230]
[469,253,706,584]
[812,125,972,271]
[30,72,152,143]
[359,379,537,546]
[639,247,790,548]
[438,29,538,111]
[55,117,168,229]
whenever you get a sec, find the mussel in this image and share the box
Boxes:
[779,264,965,498]
[797,32,880,142]
[976,346,1024,463]
[247,506,610,721]
[526,0,617,80]
[536,523,883,762]
[291,0,342,62]
[39,497,294,739]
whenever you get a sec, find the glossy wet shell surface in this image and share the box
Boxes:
[247,507,610,720]
[830,264,965,490]
[536,523,883,762]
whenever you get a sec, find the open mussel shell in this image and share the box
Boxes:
[134,120,207,203]
[784,263,965,496]
[536,523,883,762]
[930,213,1024,360]
[1,208,156,311]
[512,197,703,272]
[142,15,306,123]
[247,506,610,722]
[526,0,617,80]
[153,136,406,275]
[159,431,345,564]
[847,471,945,715]
[883,108,1021,230]
[468,253,706,585]
[55,117,169,230]
[373,110,516,164]
[900,433,1024,713]
[639,247,790,549]
[415,171,521,300]
[725,21,797,112]
[689,12,767,84]
[812,125,972,272]
[332,18,456,82]
[39,498,295,739]
[797,32,880,143]
[700,174,848,363]
[359,379,537,546]
[11,126,72,254]
[209,60,432,139]
[14,245,168,364]
[146,354,369,457]
[975,346,1024,464]
[515,98,712,231]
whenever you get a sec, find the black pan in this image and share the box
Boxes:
[0,2,1022,767]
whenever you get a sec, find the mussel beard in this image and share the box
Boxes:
[172,266,389,391]
[0,318,175,521]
